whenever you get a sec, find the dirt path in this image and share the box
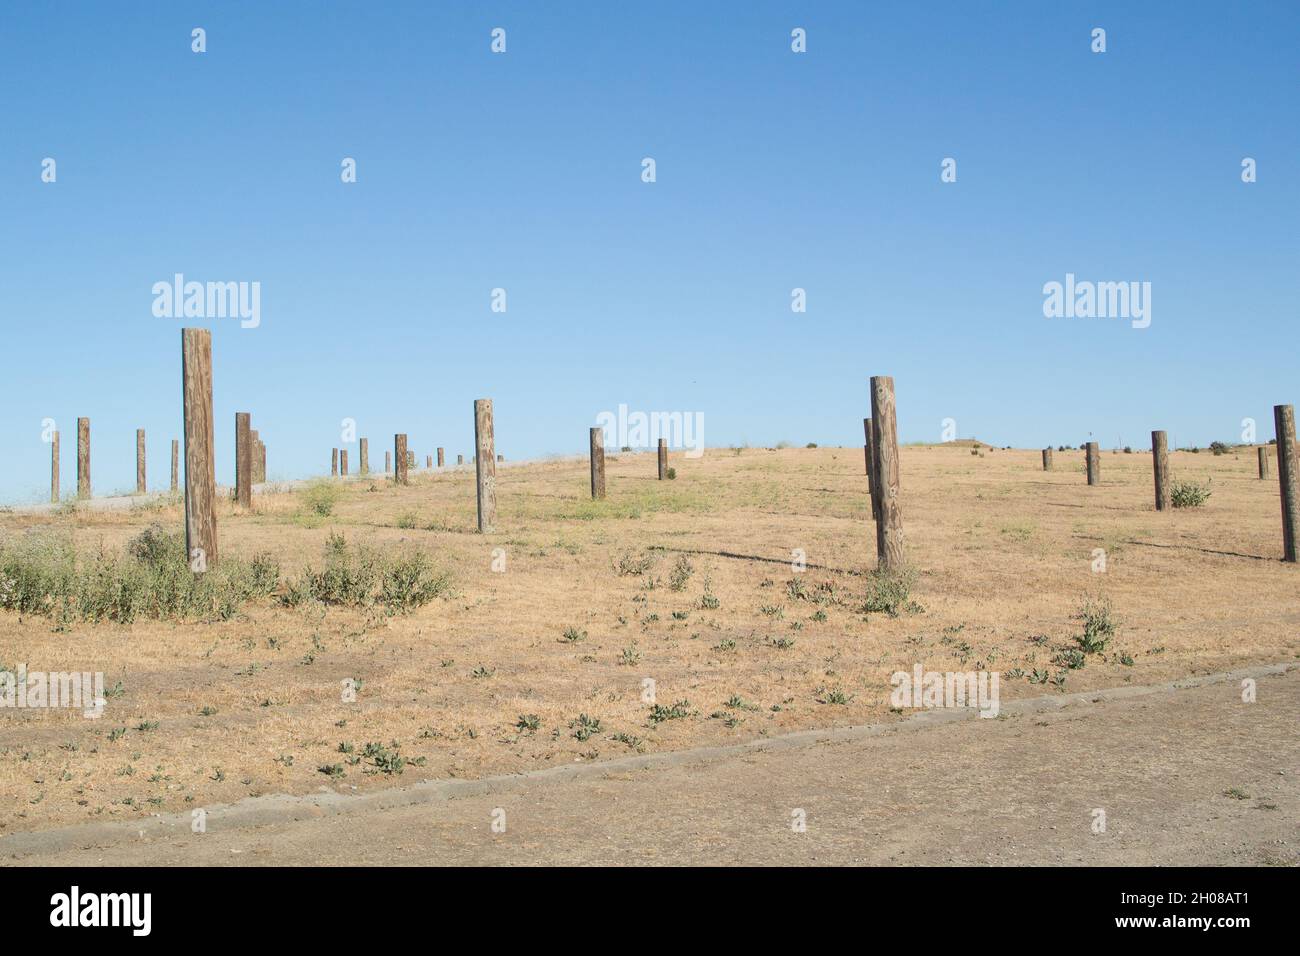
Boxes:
[4,664,1295,866]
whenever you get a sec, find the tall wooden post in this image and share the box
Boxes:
[50,431,59,503]
[359,437,369,475]
[340,449,349,476]
[1275,405,1299,562]
[135,429,146,493]
[171,439,179,492]
[590,427,606,499]
[474,399,497,532]
[1042,447,1053,471]
[76,417,90,498]
[331,448,338,476]
[1085,441,1100,485]
[657,438,668,479]
[1258,446,1270,479]
[182,328,217,570]
[1151,431,1170,511]
[394,435,408,485]
[437,447,445,468]
[869,376,904,570]
[235,413,252,508]
[384,451,392,473]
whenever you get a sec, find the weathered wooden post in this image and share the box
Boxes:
[182,328,217,569]
[657,438,668,479]
[1042,447,1053,471]
[50,430,59,503]
[76,417,90,498]
[359,437,369,475]
[257,440,266,485]
[340,449,349,476]
[331,448,338,477]
[437,447,445,468]
[869,376,904,570]
[1275,405,1299,562]
[426,455,432,468]
[171,439,179,492]
[135,429,147,493]
[249,429,263,483]
[394,434,408,485]
[235,413,252,508]
[1085,441,1100,485]
[1258,446,1270,479]
[1151,431,1170,511]
[474,399,497,532]
[590,426,606,499]
[497,453,503,463]
[407,450,415,469]
[864,417,877,522]
[384,451,392,473]
[457,454,464,465]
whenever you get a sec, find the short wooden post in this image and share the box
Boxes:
[359,437,369,475]
[474,399,497,532]
[384,451,391,473]
[1042,447,1053,471]
[394,434,408,485]
[1258,446,1270,479]
[135,429,146,493]
[426,455,432,468]
[249,429,263,483]
[340,449,349,476]
[331,448,338,476]
[170,439,179,492]
[657,438,667,479]
[76,417,90,498]
[1085,441,1100,485]
[1151,431,1170,511]
[235,413,252,508]
[497,453,503,463]
[590,427,606,499]
[1275,405,1299,562]
[869,376,904,570]
[50,431,60,503]
[457,454,464,465]
[257,441,266,484]
[182,328,217,569]
[437,447,445,468]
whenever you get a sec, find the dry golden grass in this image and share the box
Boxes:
[2,444,1297,834]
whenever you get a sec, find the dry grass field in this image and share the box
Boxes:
[2,443,1297,837]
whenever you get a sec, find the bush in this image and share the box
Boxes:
[0,525,279,624]
[666,467,677,480]
[862,566,919,617]
[1171,479,1211,508]
[1076,595,1115,654]
[283,532,450,612]
[1209,441,1229,456]
[301,480,341,517]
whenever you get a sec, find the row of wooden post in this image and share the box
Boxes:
[1036,409,1300,561]
[50,425,199,502]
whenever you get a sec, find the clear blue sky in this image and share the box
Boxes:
[2,1,1297,502]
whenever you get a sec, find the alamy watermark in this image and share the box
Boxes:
[152,273,261,328]
[890,664,1000,718]
[1042,273,1150,329]
[0,665,105,718]
[595,404,704,458]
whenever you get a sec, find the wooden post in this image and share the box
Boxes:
[182,328,217,570]
[1151,431,1169,511]
[359,437,369,475]
[76,417,90,498]
[1042,447,1053,471]
[235,413,252,508]
[437,447,445,468]
[257,441,266,484]
[657,438,668,479]
[331,448,338,477]
[1085,441,1100,486]
[394,434,408,485]
[497,453,503,463]
[249,429,262,483]
[1258,446,1270,479]
[869,376,904,571]
[171,439,179,492]
[384,451,391,473]
[474,399,497,532]
[426,455,432,468]
[340,449,349,476]
[864,417,877,522]
[135,429,146,493]
[50,431,59,503]
[457,454,463,465]
[590,427,606,499]
[1275,405,1299,562]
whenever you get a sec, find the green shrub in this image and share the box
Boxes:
[284,532,450,612]
[862,566,919,617]
[1171,479,1211,509]
[301,480,341,517]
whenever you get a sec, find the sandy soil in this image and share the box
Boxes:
[1,444,1297,841]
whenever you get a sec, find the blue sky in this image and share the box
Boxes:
[1,1,1297,502]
